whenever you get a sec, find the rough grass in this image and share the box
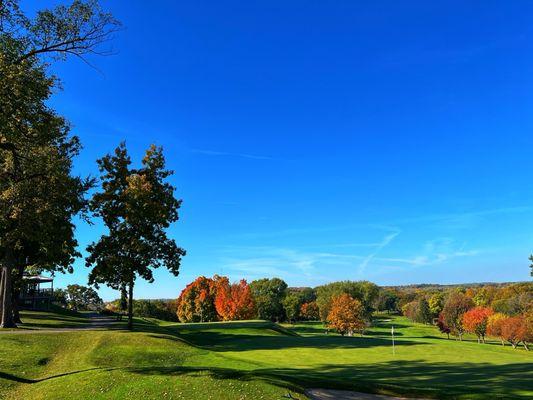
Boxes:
[0,313,532,399]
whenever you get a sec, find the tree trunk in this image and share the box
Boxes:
[12,265,24,324]
[524,342,529,351]
[127,277,134,330]
[0,268,4,322]
[0,249,16,328]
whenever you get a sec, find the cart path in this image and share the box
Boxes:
[0,313,122,334]
[305,389,426,400]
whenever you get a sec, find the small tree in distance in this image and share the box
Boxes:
[215,278,255,321]
[436,313,451,339]
[177,276,218,323]
[487,313,507,346]
[462,307,493,343]
[441,291,474,341]
[327,294,366,336]
[301,301,320,321]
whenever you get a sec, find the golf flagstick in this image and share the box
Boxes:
[392,325,395,355]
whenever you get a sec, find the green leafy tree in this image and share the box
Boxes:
[86,143,185,329]
[0,0,117,328]
[65,284,103,311]
[417,297,432,324]
[249,278,287,321]
[529,254,533,277]
[428,292,444,318]
[375,289,399,314]
[282,291,302,323]
[52,288,68,307]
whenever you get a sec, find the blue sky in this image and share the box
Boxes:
[27,1,533,300]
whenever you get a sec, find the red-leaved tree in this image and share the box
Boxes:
[436,312,451,339]
[441,292,474,341]
[214,279,255,321]
[501,316,527,349]
[462,307,493,343]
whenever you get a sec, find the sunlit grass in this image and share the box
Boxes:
[1,313,531,399]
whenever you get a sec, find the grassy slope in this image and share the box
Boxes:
[0,318,302,400]
[1,313,532,399]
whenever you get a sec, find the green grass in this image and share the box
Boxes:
[0,313,531,399]
[6,306,91,331]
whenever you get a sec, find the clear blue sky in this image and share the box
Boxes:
[27,1,533,300]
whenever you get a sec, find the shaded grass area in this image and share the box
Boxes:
[0,313,532,399]
[14,306,90,330]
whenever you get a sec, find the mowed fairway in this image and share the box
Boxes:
[0,313,531,400]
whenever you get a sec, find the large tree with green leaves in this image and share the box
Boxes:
[249,278,287,321]
[0,0,118,328]
[86,143,185,329]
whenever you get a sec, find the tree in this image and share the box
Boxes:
[417,298,432,324]
[65,284,103,311]
[441,291,474,341]
[282,292,302,323]
[86,143,185,329]
[300,301,320,320]
[214,278,255,321]
[0,0,118,327]
[524,311,533,351]
[501,316,527,349]
[428,292,444,318]
[402,301,419,322]
[487,312,508,346]
[436,313,451,339]
[176,276,218,323]
[52,289,68,307]
[249,278,287,321]
[326,294,366,336]
[529,254,533,277]
[316,281,379,322]
[375,289,399,314]
[462,307,493,343]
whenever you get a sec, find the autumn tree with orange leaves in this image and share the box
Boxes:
[215,278,255,321]
[462,307,493,343]
[176,276,218,322]
[301,301,320,320]
[327,294,366,336]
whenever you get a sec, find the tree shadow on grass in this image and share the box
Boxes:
[129,360,533,399]
[149,329,423,352]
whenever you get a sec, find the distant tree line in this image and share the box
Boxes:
[171,276,379,335]
[390,282,533,350]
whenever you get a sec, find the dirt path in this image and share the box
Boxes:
[0,313,121,334]
[305,389,425,400]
